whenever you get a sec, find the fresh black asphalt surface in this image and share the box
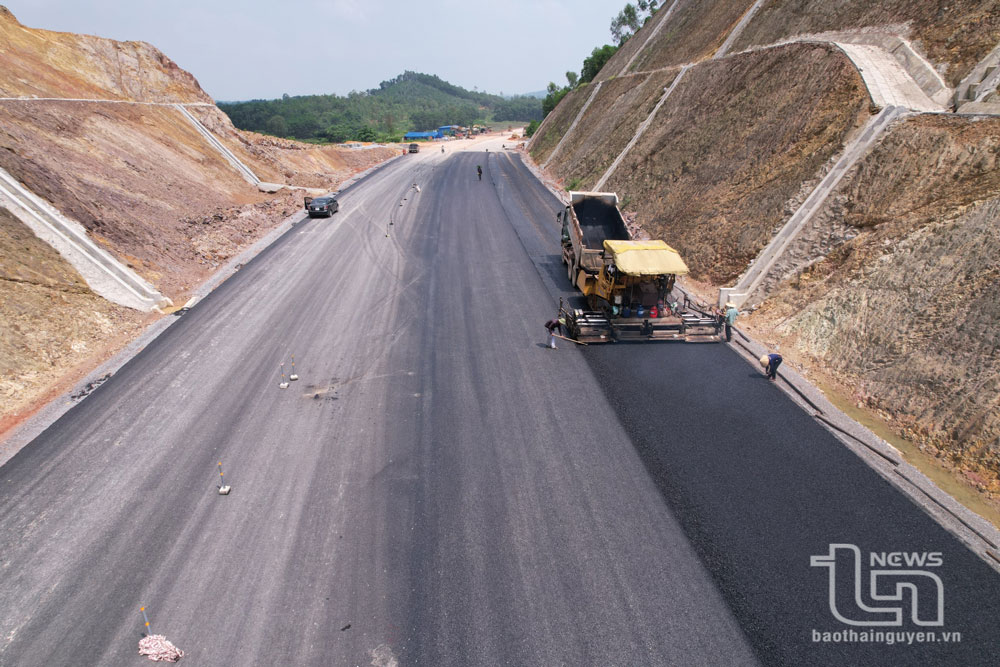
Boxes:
[1,146,999,665]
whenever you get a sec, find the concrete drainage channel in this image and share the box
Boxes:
[0,166,171,311]
[724,325,1000,571]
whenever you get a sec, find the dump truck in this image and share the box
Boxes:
[558,191,722,342]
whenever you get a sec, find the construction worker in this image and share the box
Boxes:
[724,301,739,342]
[759,353,782,381]
[477,165,482,181]
[545,318,561,349]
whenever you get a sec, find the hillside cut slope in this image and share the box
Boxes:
[0,6,211,102]
[532,0,1000,508]
[0,7,398,439]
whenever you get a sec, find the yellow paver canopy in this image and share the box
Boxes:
[603,240,690,276]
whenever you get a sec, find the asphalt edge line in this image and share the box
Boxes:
[893,468,1000,550]
[813,413,902,466]
[725,323,1000,571]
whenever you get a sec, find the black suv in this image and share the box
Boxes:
[305,195,339,218]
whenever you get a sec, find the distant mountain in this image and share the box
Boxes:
[218,71,543,143]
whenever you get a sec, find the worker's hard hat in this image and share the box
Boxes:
[725,302,735,309]
[558,317,566,325]
[759,354,770,367]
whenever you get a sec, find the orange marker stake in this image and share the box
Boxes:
[279,363,289,389]
[140,606,151,635]
[289,355,299,382]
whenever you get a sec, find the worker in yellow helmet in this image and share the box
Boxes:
[760,353,782,381]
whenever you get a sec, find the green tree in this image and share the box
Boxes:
[324,124,354,143]
[218,71,541,141]
[581,45,619,83]
[494,96,544,122]
[525,120,540,137]
[611,3,639,45]
[566,71,579,88]
[611,0,658,45]
[265,114,288,136]
[542,81,570,117]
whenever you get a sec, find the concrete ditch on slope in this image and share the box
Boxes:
[541,81,603,171]
[174,103,262,186]
[0,150,405,467]
[0,165,170,311]
[719,105,908,308]
[593,64,691,191]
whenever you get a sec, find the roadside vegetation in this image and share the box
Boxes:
[218,71,542,144]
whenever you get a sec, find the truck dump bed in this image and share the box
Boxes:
[572,194,629,249]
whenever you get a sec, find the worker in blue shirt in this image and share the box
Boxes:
[724,302,739,342]
[759,353,782,381]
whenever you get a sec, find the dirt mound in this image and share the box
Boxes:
[0,6,211,102]
[628,0,758,71]
[594,0,1000,88]
[528,84,594,167]
[550,69,680,189]
[188,106,401,188]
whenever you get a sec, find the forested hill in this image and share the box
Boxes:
[218,71,542,143]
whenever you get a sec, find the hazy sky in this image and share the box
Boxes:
[6,0,627,101]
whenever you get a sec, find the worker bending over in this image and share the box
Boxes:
[545,318,562,349]
[760,353,782,381]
